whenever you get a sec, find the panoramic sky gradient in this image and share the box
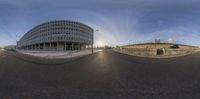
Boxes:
[0,0,200,47]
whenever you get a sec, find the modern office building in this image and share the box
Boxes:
[17,20,94,51]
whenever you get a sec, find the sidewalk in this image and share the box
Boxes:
[17,49,102,59]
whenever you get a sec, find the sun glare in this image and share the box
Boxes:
[95,41,106,47]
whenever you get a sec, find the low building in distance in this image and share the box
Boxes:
[17,20,94,51]
[4,45,16,51]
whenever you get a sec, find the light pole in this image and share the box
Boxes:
[92,29,99,54]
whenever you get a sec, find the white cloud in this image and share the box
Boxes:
[167,38,175,43]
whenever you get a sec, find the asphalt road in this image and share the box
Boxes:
[0,50,200,99]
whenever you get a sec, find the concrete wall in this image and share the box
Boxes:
[116,43,199,57]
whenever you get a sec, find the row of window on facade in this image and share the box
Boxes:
[21,32,92,42]
[38,21,82,27]
[24,29,92,40]
[19,38,92,46]
[29,23,92,34]
[29,26,92,34]
[19,36,92,45]
[21,35,92,44]
[42,21,92,30]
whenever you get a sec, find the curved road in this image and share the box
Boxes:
[0,50,200,99]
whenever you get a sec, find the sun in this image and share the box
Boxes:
[95,41,106,47]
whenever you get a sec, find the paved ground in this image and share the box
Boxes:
[0,50,200,99]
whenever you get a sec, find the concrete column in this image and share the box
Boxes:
[82,44,85,50]
[36,44,38,50]
[81,44,84,50]
[39,44,40,50]
[72,43,74,50]
[43,43,46,50]
[57,42,59,51]
[79,43,81,50]
[50,42,52,50]
[64,42,66,51]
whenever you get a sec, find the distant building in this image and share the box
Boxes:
[4,45,16,50]
[17,20,94,51]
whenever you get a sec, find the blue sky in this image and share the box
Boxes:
[0,0,200,47]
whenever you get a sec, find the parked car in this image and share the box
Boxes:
[170,44,179,49]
